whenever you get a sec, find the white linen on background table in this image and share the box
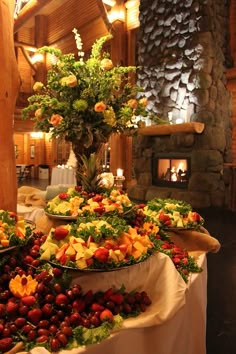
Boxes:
[29,252,207,354]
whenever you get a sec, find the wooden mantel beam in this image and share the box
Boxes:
[14,0,54,33]
[138,122,205,136]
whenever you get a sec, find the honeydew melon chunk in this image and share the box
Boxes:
[40,241,59,252]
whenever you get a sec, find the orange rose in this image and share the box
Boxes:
[127,99,138,109]
[94,101,106,112]
[49,114,63,126]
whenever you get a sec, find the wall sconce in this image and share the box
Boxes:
[102,0,116,6]
[107,8,125,23]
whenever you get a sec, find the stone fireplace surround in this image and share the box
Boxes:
[128,123,232,208]
[127,0,233,209]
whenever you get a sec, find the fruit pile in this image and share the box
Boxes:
[40,215,155,269]
[0,210,32,249]
[45,187,133,217]
[0,233,152,353]
[141,198,204,229]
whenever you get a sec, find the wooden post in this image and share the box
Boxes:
[0,0,20,211]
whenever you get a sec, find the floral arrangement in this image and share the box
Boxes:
[22,29,153,156]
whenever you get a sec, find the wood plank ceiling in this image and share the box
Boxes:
[13,0,112,125]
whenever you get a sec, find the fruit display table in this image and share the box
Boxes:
[28,252,207,354]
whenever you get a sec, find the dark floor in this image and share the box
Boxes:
[198,207,236,354]
[17,178,236,353]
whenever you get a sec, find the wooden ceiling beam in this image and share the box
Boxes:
[14,0,54,33]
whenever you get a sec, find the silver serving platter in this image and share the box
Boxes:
[45,212,77,221]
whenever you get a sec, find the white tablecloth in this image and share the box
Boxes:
[30,252,207,354]
[50,167,76,186]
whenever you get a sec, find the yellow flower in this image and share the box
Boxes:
[100,58,113,70]
[127,99,138,109]
[50,114,63,126]
[139,97,148,107]
[94,101,106,112]
[60,75,77,87]
[103,107,116,126]
[33,81,44,92]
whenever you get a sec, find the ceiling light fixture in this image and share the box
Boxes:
[102,0,116,6]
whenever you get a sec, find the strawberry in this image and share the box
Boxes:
[94,206,105,215]
[58,193,69,200]
[119,244,128,253]
[83,290,94,305]
[103,288,114,301]
[91,303,105,312]
[158,211,171,225]
[55,294,69,306]
[21,295,37,307]
[23,255,34,265]
[0,338,13,352]
[191,212,202,222]
[86,258,94,266]
[94,247,109,262]
[59,253,68,265]
[9,211,18,222]
[109,293,124,305]
[93,194,103,202]
[27,308,42,325]
[6,301,18,315]
[75,186,82,192]
[100,309,113,322]
[72,299,85,312]
[53,227,69,241]
[0,304,5,317]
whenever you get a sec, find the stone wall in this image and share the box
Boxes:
[128,0,233,208]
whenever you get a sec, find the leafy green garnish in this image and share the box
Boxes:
[73,315,123,345]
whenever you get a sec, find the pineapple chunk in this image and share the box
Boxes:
[76,258,87,269]
[114,249,125,261]
[65,245,76,256]
[72,242,84,253]
[109,249,119,262]
[84,249,94,259]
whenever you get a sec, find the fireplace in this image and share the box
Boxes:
[152,154,191,189]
